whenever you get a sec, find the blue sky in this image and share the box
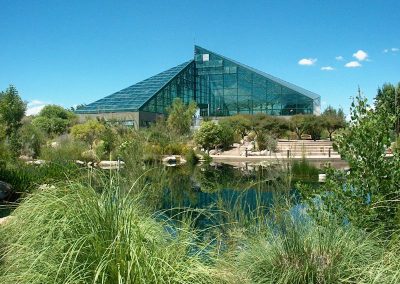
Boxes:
[1,0,399,115]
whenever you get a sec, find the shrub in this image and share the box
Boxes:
[256,133,277,151]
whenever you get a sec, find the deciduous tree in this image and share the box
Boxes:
[32,105,77,136]
[167,98,197,136]
[0,85,26,137]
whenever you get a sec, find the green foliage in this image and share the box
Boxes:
[321,106,346,140]
[249,113,288,138]
[291,158,319,182]
[290,114,309,139]
[227,214,383,284]
[71,119,106,148]
[375,82,400,133]
[0,85,26,137]
[184,149,199,165]
[255,132,277,151]
[31,105,76,137]
[40,138,87,162]
[303,89,400,232]
[167,98,197,136]
[305,115,324,141]
[217,119,235,149]
[0,183,218,283]
[194,121,222,152]
[219,115,251,139]
[0,161,81,194]
[18,122,45,158]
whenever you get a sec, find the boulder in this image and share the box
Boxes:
[19,155,33,161]
[98,161,125,169]
[38,184,56,191]
[50,141,60,148]
[75,160,86,166]
[0,216,13,226]
[0,181,12,200]
[162,156,177,164]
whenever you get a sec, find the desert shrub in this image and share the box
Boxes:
[164,143,188,155]
[256,133,277,151]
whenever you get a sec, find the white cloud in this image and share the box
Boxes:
[392,47,399,52]
[345,61,362,68]
[335,56,344,61]
[26,100,49,116]
[383,49,389,53]
[321,66,334,71]
[298,58,317,66]
[352,50,368,61]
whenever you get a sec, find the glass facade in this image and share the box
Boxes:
[76,46,320,119]
[194,46,320,116]
[140,61,195,113]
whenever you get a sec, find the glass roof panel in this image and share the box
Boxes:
[75,60,193,114]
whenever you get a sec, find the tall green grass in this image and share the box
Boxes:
[0,183,223,284]
[219,213,387,284]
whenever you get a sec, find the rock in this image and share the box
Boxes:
[260,150,267,156]
[0,181,12,200]
[19,155,33,161]
[26,159,46,166]
[98,161,125,169]
[75,160,86,166]
[209,149,217,155]
[38,184,56,191]
[0,216,13,226]
[34,160,46,165]
[50,141,60,148]
[162,156,177,164]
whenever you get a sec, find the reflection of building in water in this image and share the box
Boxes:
[76,46,320,128]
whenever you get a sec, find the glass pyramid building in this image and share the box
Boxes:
[76,46,320,127]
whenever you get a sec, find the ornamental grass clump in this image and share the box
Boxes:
[227,214,383,284]
[0,183,219,284]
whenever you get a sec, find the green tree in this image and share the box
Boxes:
[218,120,235,149]
[167,98,197,136]
[303,89,400,232]
[0,85,26,137]
[322,106,346,140]
[290,114,310,140]
[71,119,106,149]
[375,82,400,134]
[305,115,324,141]
[194,121,222,153]
[220,114,252,139]
[18,122,45,158]
[32,105,77,137]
